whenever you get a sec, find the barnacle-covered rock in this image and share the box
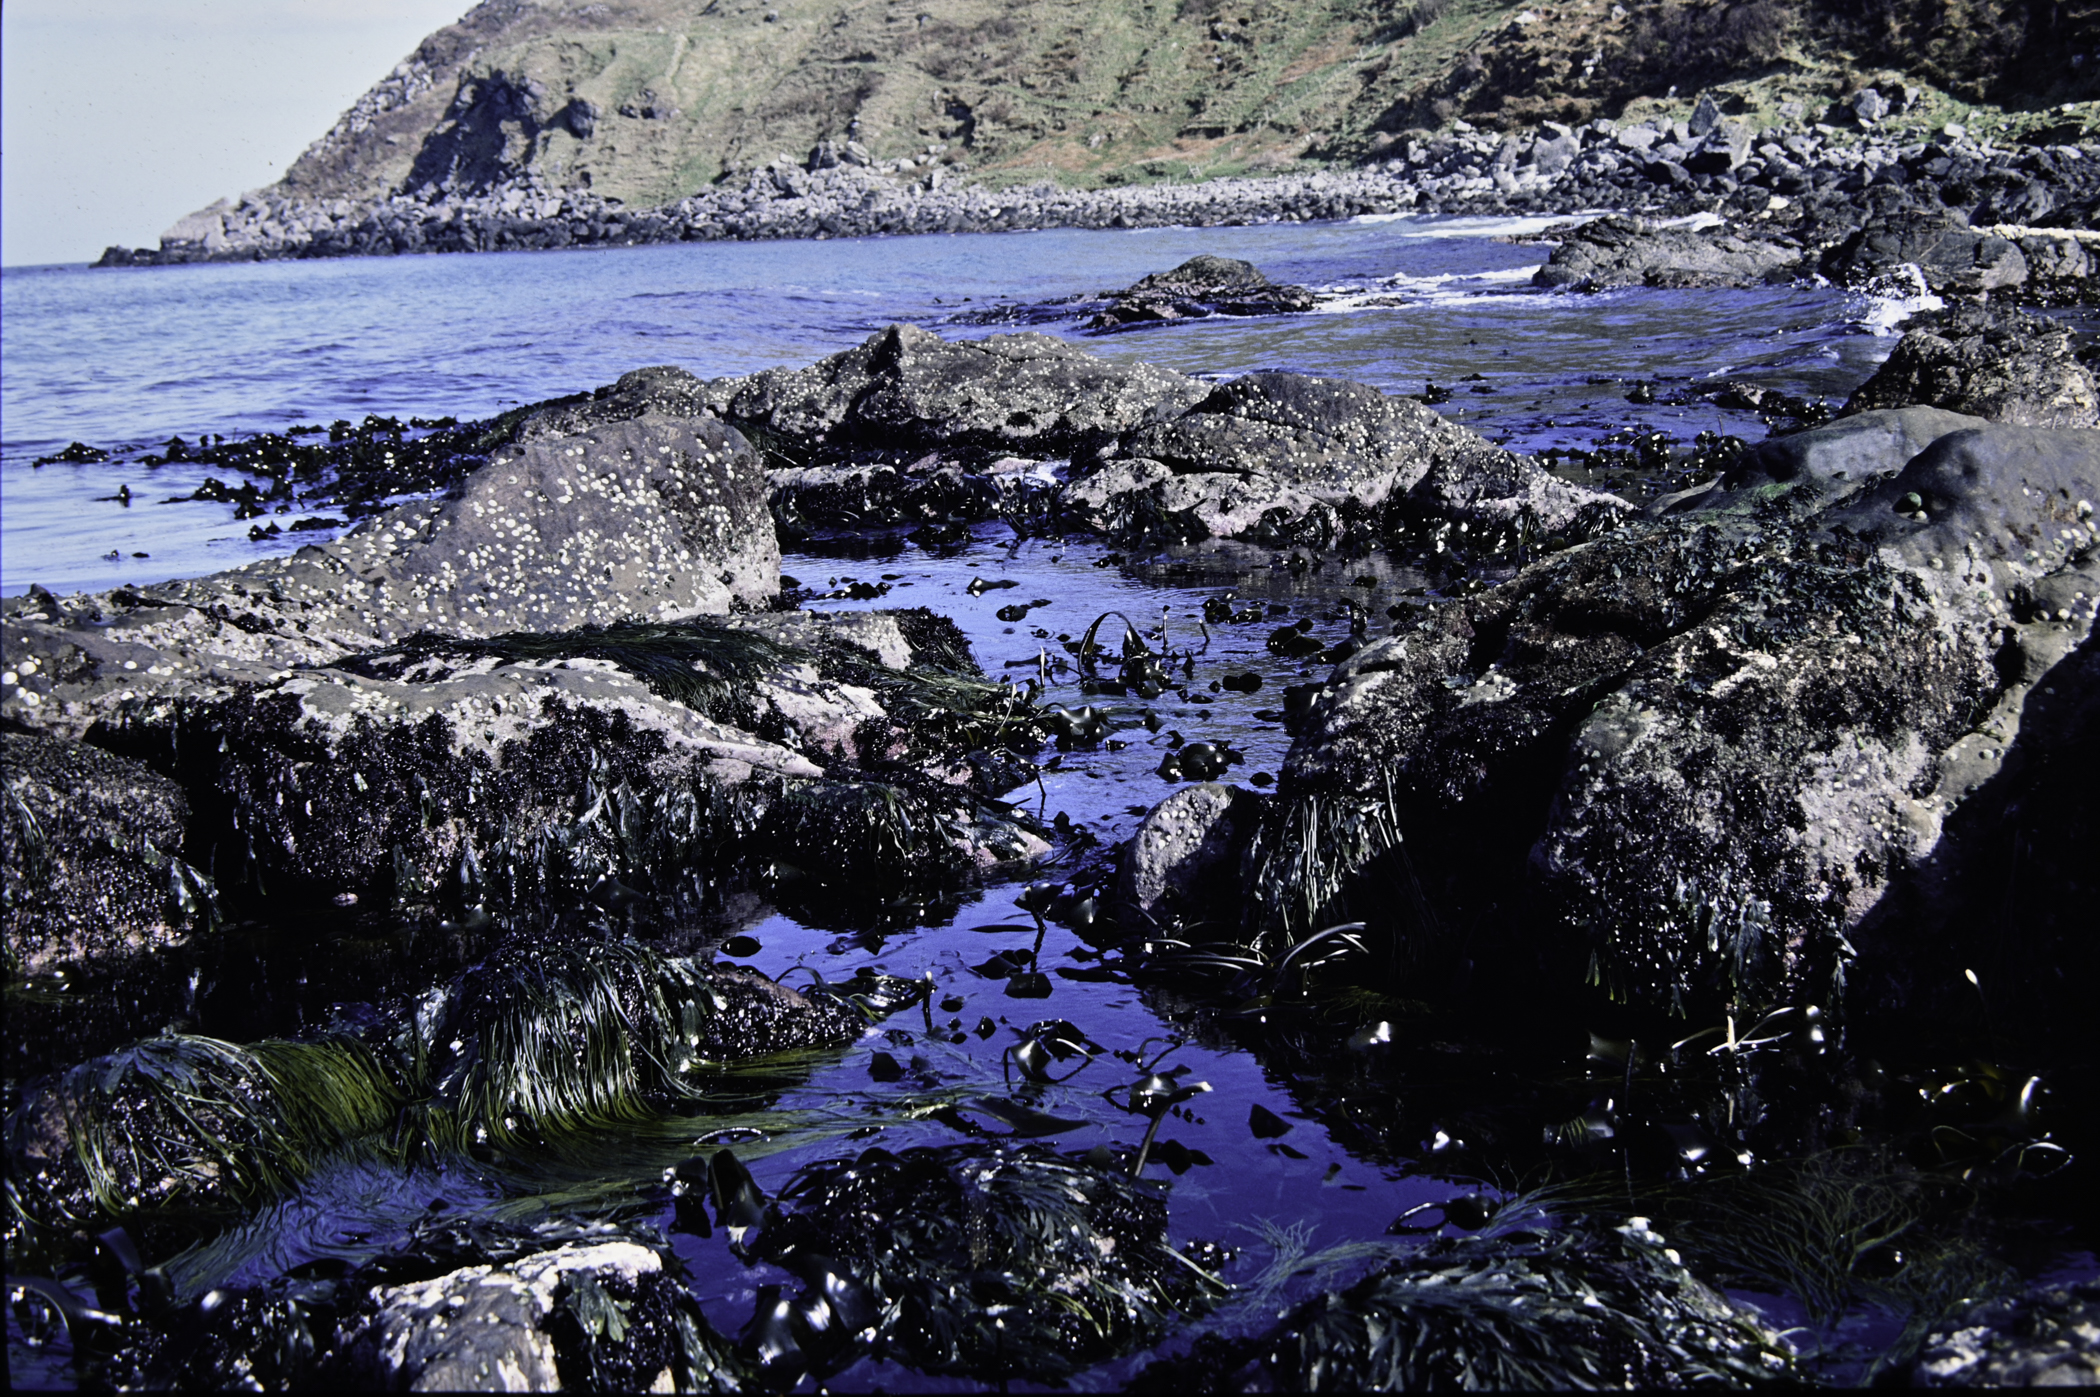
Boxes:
[2,731,212,978]
[709,322,1206,464]
[1244,419,2100,1018]
[1842,304,2098,429]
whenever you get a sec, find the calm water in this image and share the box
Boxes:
[9,219,1998,1388]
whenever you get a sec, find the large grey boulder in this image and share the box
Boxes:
[1725,406,1991,497]
[1534,215,1799,291]
[1843,305,2098,430]
[1818,211,2029,295]
[710,323,1206,463]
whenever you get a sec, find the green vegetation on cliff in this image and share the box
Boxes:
[249,0,2097,210]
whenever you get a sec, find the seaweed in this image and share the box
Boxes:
[1258,1196,1794,1390]
[750,1141,1224,1382]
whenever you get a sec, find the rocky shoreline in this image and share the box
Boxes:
[97,95,2100,289]
[9,265,2100,1385]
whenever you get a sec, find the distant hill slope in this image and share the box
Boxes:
[245,0,2100,213]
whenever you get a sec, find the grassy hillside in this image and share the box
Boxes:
[274,0,2097,211]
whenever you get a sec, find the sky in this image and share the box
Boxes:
[2,1,476,267]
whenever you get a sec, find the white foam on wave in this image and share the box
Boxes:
[1351,211,1610,240]
[1311,263,1540,312]
[1845,262,1943,336]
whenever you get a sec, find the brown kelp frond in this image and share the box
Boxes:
[753,1142,1223,1381]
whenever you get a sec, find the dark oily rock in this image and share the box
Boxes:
[1088,254,1316,329]
[752,1142,1217,1381]
[1533,214,1800,291]
[1117,781,1265,928]
[1818,210,2030,295]
[1725,406,1992,498]
[1911,1277,2100,1386]
[710,323,1206,464]
[338,1241,687,1392]
[1842,304,2098,429]
[1,731,212,977]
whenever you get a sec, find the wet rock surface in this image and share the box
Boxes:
[1,732,211,980]
[1088,255,1316,330]
[10,311,2100,1390]
[1843,303,2100,428]
[1247,418,2100,1018]
[1912,1277,2100,1387]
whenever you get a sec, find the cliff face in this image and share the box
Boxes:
[195,0,2096,222]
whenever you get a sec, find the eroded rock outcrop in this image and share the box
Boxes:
[1842,303,2099,429]
[1237,414,2100,1019]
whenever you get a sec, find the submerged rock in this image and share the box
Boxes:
[1912,1277,2100,1387]
[1137,1205,1791,1390]
[1842,304,2099,429]
[1087,254,1316,329]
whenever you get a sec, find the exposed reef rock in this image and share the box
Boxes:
[694,327,1628,552]
[1533,213,1800,290]
[1235,415,2100,1019]
[1843,303,2100,429]
[1087,255,1316,330]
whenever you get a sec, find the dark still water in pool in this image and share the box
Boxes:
[6,218,2092,1391]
